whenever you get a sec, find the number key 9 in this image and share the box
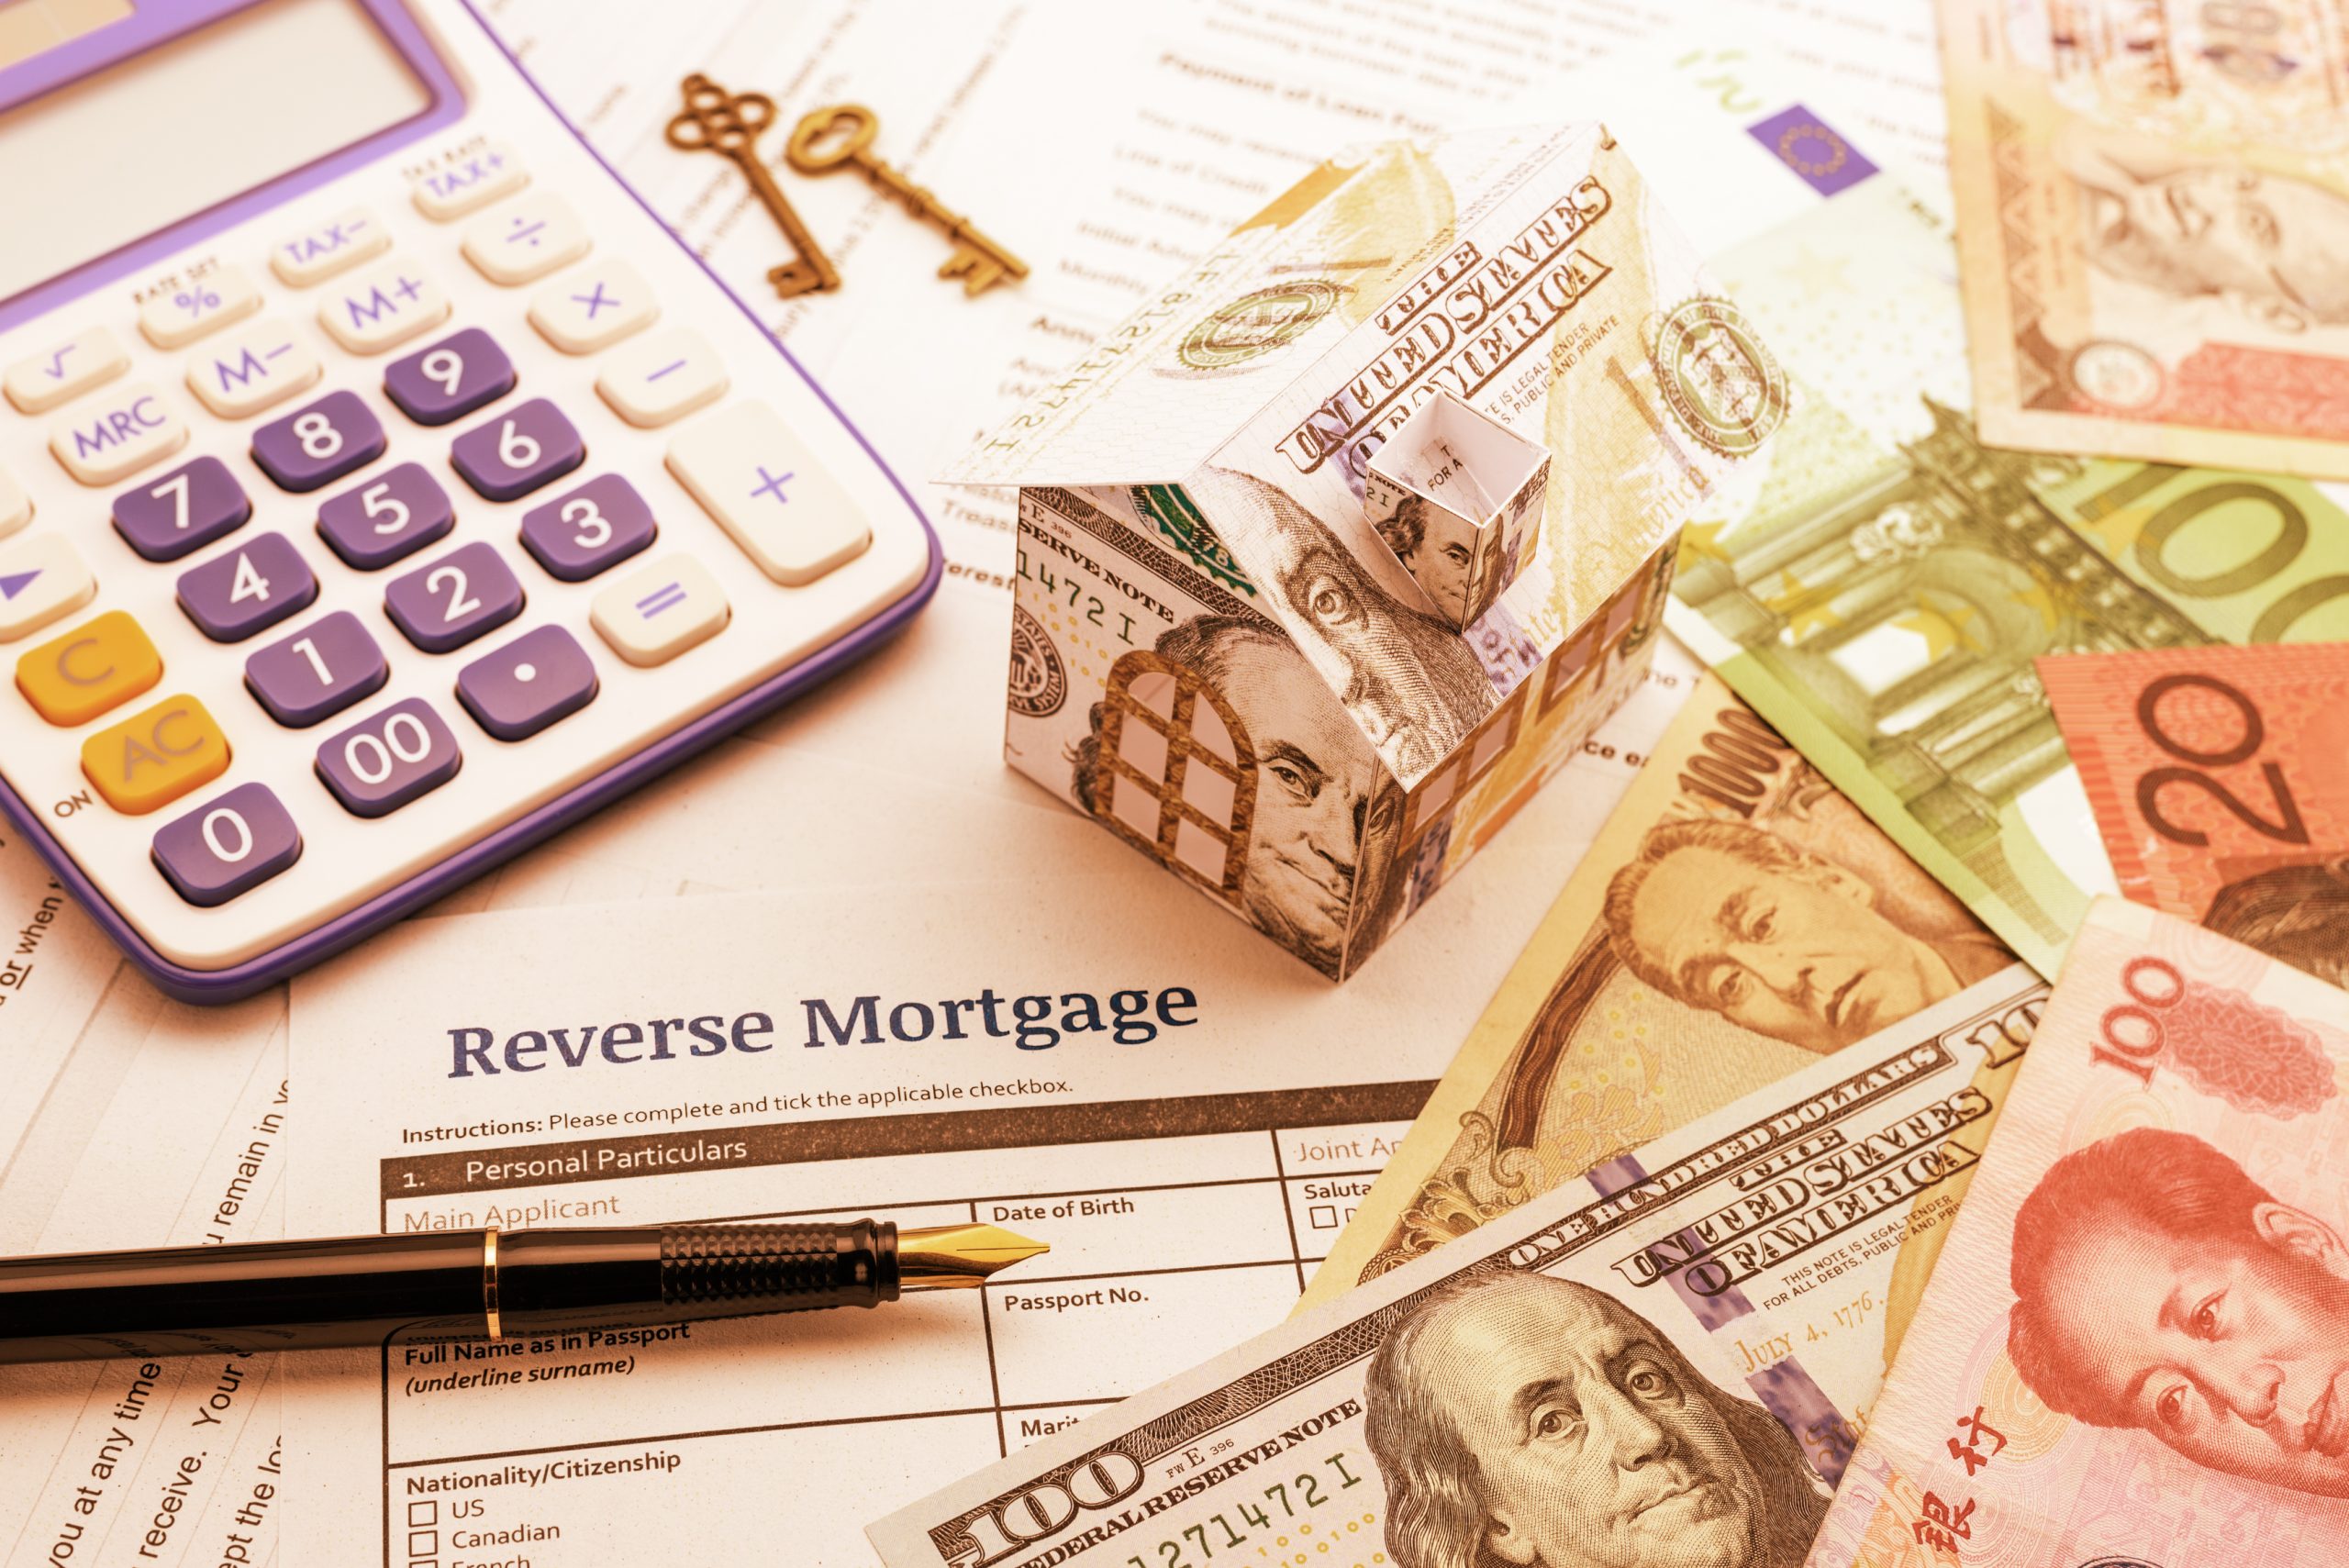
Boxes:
[384,328,516,426]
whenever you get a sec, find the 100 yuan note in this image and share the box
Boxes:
[1663,112,2349,977]
[2041,639,2349,988]
[868,969,2044,1568]
[1810,898,2349,1567]
[1939,0,2349,478]
[1303,676,2016,1310]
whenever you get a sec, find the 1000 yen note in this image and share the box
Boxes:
[1303,675,2015,1310]
[867,971,2044,1568]
[1940,0,2349,478]
[1809,898,2349,1567]
[2040,640,2349,988]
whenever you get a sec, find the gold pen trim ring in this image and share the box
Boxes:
[483,1228,502,1340]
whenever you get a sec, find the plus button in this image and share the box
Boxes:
[751,465,795,506]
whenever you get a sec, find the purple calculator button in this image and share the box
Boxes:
[316,695,461,817]
[244,610,388,728]
[178,532,319,642]
[456,624,599,741]
[384,540,524,653]
[384,328,517,427]
[518,473,657,582]
[252,390,387,493]
[151,782,302,906]
[450,397,583,502]
[112,456,250,562]
[317,462,454,570]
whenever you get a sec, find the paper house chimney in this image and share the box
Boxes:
[951,123,1787,981]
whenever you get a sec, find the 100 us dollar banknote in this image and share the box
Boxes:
[1939,0,2349,479]
[868,968,2046,1568]
[1301,676,2017,1312]
[1664,127,2349,979]
[1809,898,2349,1568]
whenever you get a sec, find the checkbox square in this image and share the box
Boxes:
[407,1502,438,1527]
[1308,1204,1338,1229]
[407,1529,438,1556]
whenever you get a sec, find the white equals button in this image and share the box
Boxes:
[590,554,729,667]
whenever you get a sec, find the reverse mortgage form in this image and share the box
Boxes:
[269,855,1664,1568]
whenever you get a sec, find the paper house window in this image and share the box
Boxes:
[1364,390,1551,631]
[1402,680,1531,843]
[1093,650,1255,903]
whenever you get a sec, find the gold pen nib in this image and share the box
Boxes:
[896,1223,1049,1291]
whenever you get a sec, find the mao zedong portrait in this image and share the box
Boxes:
[1598,817,2010,1056]
[2009,1127,2349,1498]
[1072,616,1404,979]
[1364,1273,1828,1568]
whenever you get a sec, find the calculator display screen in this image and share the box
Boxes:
[0,0,433,305]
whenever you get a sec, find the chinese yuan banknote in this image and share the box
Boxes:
[2041,642,2349,989]
[869,969,2045,1568]
[1303,674,2020,1311]
[1810,898,2349,1568]
[1939,0,2349,478]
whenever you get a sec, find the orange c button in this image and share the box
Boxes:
[82,694,230,815]
[17,611,162,727]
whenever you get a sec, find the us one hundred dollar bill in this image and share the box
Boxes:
[1940,0,2349,478]
[1809,898,2349,1566]
[1302,675,2018,1311]
[867,966,2047,1568]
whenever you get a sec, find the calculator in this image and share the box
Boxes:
[0,0,940,1003]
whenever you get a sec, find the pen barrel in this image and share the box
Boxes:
[495,1219,898,1329]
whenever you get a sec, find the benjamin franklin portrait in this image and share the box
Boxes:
[1364,1273,1829,1568]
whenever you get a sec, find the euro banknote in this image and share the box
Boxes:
[868,967,2045,1568]
[1664,134,2349,980]
[1939,0,2349,478]
[2041,641,2349,989]
[1302,675,2019,1310]
[1809,898,2349,1567]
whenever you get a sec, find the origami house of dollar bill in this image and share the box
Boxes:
[1364,390,1551,630]
[950,122,1787,981]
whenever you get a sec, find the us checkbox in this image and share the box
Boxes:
[407,1502,438,1527]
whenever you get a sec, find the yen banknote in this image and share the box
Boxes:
[869,969,2045,1568]
[1939,0,2349,478]
[1810,897,2349,1567]
[2041,640,2349,990]
[1303,675,2020,1313]
[1664,141,2349,979]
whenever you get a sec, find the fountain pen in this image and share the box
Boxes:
[0,1218,1046,1365]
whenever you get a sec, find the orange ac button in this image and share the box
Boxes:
[17,611,162,727]
[82,695,229,815]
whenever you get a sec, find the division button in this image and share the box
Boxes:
[666,402,870,585]
[151,782,301,906]
[316,462,455,571]
[460,193,590,285]
[316,696,462,817]
[16,610,161,727]
[383,327,516,427]
[111,455,251,562]
[244,609,388,728]
[589,553,729,667]
[6,326,129,415]
[0,534,97,644]
[596,328,728,428]
[138,263,262,349]
[456,623,598,741]
[48,380,189,486]
[518,473,656,581]
[176,532,318,643]
[81,693,230,815]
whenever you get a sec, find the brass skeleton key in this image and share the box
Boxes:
[784,104,1028,297]
[666,73,841,298]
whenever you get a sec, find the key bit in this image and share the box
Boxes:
[785,103,1029,298]
[666,72,841,298]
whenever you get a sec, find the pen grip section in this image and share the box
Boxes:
[660,1219,896,1310]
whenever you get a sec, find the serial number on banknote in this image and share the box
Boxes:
[970,1450,1371,1568]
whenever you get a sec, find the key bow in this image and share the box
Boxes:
[666,72,774,155]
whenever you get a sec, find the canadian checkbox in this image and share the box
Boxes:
[1308,1204,1338,1229]
[407,1529,438,1557]
[407,1502,438,1527]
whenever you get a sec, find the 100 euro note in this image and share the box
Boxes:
[1809,898,2349,1568]
[867,967,2044,1568]
[1664,129,2349,978]
[2040,640,2349,989]
[1302,676,2019,1312]
[1938,0,2349,479]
